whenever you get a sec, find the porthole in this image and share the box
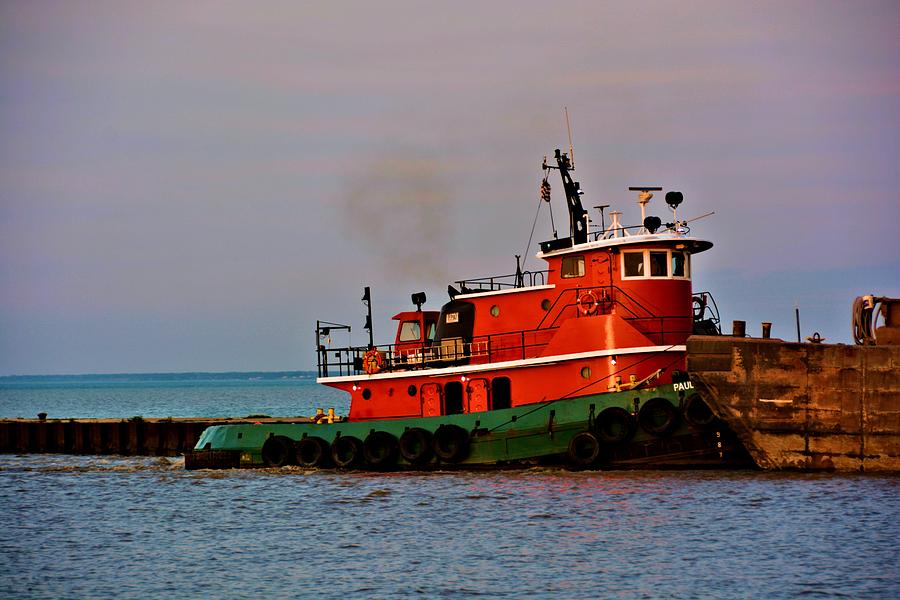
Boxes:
[580,366,592,379]
[541,299,551,311]
[362,388,372,400]
[407,384,417,396]
[490,305,500,317]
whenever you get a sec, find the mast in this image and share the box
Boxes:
[554,149,588,244]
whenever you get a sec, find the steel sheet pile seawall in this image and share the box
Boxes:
[687,336,900,472]
[0,418,302,457]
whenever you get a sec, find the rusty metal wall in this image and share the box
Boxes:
[0,419,220,456]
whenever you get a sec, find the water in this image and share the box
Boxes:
[0,375,898,598]
[0,372,347,419]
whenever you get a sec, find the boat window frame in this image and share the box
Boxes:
[560,255,586,279]
[620,249,691,281]
[398,320,422,342]
[622,251,645,278]
[649,251,668,278]
[671,251,690,278]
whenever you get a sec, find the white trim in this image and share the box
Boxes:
[317,344,686,384]
[536,234,712,259]
[456,284,555,300]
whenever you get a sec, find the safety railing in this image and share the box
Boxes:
[455,270,550,293]
[316,328,557,378]
[316,284,698,377]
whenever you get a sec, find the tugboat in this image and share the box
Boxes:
[187,148,750,470]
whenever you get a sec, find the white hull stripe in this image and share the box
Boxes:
[317,345,686,384]
[455,284,556,300]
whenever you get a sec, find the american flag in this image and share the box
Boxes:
[540,177,551,202]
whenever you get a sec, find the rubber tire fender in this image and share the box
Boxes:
[638,397,680,437]
[294,436,331,468]
[432,424,470,463]
[398,427,434,466]
[331,436,364,469]
[594,407,636,445]
[363,431,400,469]
[567,431,601,467]
[261,435,296,467]
[683,393,717,429]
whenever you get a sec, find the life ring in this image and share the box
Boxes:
[261,435,295,467]
[637,397,680,437]
[567,431,601,467]
[399,427,434,466]
[577,290,599,316]
[295,436,330,468]
[432,424,470,463]
[593,407,636,445]
[692,296,707,320]
[363,431,399,469]
[330,435,364,468]
[362,349,384,374]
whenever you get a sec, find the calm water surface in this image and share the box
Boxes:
[0,374,346,419]
[0,376,897,598]
[1,456,897,599]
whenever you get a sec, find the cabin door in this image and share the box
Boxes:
[421,383,442,417]
[591,254,613,313]
[592,254,610,281]
[466,378,489,413]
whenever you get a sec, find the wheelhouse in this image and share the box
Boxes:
[392,310,439,361]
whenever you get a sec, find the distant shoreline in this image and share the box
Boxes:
[0,371,317,383]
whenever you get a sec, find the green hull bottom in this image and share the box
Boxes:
[185,384,751,470]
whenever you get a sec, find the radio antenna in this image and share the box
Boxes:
[565,107,575,169]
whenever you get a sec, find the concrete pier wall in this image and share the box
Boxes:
[687,336,900,472]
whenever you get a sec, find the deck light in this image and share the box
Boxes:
[610,355,618,366]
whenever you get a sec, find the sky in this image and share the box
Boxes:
[1,1,898,375]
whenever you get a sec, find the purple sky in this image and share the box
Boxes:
[1,1,898,374]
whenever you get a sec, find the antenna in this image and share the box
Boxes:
[593,205,609,232]
[565,107,575,169]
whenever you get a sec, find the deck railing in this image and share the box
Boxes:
[316,285,698,378]
[455,269,550,293]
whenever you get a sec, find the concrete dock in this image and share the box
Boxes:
[688,336,900,472]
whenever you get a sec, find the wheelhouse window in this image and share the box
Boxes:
[398,320,421,342]
[623,252,645,277]
[621,249,691,280]
[649,252,668,277]
[561,256,585,278]
[671,251,690,278]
